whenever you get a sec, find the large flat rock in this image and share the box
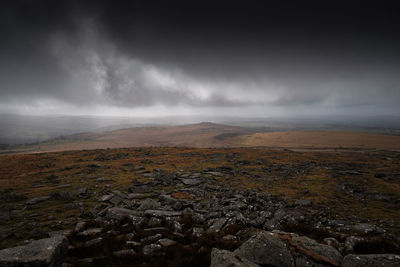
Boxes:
[0,235,68,267]
[234,231,294,267]
[292,235,342,266]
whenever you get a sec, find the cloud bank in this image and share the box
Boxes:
[0,1,399,117]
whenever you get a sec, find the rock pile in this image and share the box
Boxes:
[1,169,400,266]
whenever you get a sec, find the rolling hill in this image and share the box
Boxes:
[3,122,400,153]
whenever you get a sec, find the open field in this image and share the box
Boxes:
[241,131,400,150]
[2,123,400,154]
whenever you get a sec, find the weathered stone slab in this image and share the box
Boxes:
[144,210,182,217]
[180,178,202,186]
[0,235,68,266]
[234,231,294,267]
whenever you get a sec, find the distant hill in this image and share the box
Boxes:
[3,122,400,153]
[1,113,400,147]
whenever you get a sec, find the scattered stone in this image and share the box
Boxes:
[144,210,182,217]
[126,241,141,248]
[85,237,103,248]
[0,235,68,266]
[139,198,161,210]
[141,233,163,244]
[113,249,136,258]
[106,207,142,220]
[344,236,364,254]
[180,178,202,186]
[143,243,162,256]
[76,228,102,238]
[133,166,145,171]
[294,199,312,207]
[147,217,162,227]
[210,248,260,267]
[342,254,400,267]
[127,193,148,199]
[76,187,88,197]
[206,171,223,177]
[109,195,123,206]
[128,184,152,194]
[99,194,113,202]
[208,218,228,233]
[323,237,340,248]
[158,238,176,247]
[350,223,385,235]
[26,196,50,205]
[222,235,237,241]
[192,227,204,237]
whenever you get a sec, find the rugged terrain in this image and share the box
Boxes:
[0,147,400,266]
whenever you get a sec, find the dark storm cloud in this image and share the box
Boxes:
[0,0,399,115]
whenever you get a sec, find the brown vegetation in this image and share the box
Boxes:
[0,147,400,250]
[4,123,400,154]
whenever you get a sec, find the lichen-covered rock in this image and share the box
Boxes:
[0,235,68,267]
[234,231,294,267]
[210,248,259,267]
[342,254,400,267]
[207,218,228,233]
[138,198,160,210]
[105,207,142,220]
[291,235,342,267]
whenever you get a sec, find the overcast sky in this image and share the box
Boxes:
[0,1,399,118]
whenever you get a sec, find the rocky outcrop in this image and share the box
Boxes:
[0,235,68,267]
[214,230,400,267]
[1,165,399,266]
